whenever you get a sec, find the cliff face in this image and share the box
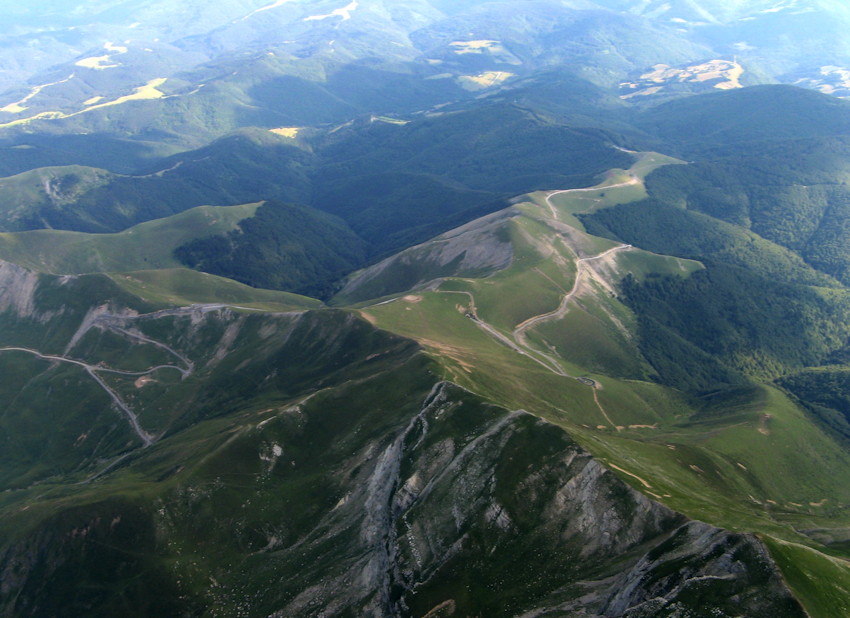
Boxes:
[0,260,41,319]
[361,383,803,618]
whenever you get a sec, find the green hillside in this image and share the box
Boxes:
[173,200,367,297]
[0,202,260,273]
[6,2,850,615]
[312,103,632,252]
[0,131,315,233]
[634,134,850,288]
[0,103,631,266]
[0,199,367,298]
[4,131,850,617]
[107,269,321,311]
[637,85,850,153]
[341,155,850,617]
[0,260,805,616]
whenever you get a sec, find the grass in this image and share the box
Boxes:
[351,153,850,613]
[0,313,441,614]
[360,292,596,422]
[539,306,645,375]
[107,268,321,311]
[520,151,685,231]
[2,150,848,612]
[764,536,850,618]
[0,165,112,215]
[0,79,169,129]
[363,276,850,601]
[0,203,262,274]
[615,249,703,280]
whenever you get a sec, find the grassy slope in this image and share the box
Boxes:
[0,164,112,212]
[0,198,358,299]
[351,154,850,617]
[523,150,686,230]
[107,268,321,311]
[0,203,261,274]
[0,304,437,616]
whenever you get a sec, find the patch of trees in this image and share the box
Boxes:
[641,136,850,285]
[781,370,850,446]
[620,265,850,393]
[174,201,366,298]
[581,199,834,286]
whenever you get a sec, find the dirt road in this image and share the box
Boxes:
[0,346,158,445]
[513,244,631,347]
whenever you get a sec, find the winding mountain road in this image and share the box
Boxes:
[0,303,239,449]
[513,243,632,348]
[545,177,640,221]
[0,346,159,445]
[436,239,632,398]
[433,178,639,429]
[436,290,565,375]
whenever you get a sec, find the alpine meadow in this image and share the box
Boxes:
[3,1,850,616]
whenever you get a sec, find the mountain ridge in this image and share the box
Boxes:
[0,261,809,615]
[5,2,850,615]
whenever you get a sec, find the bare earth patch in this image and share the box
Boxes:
[269,127,301,138]
[134,375,156,388]
[419,338,474,373]
[620,59,743,99]
[457,71,514,91]
[422,599,457,618]
[608,462,653,489]
[450,40,499,53]
[358,311,377,325]
[75,55,120,70]
[0,78,169,129]
[304,0,358,21]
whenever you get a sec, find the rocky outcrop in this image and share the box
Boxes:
[260,381,804,617]
[0,260,40,319]
[599,521,803,617]
[334,210,515,304]
[378,385,804,617]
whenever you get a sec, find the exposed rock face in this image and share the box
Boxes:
[335,210,515,304]
[0,259,40,319]
[374,384,803,618]
[600,521,800,617]
[259,381,804,617]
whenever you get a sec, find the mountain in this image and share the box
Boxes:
[9,0,847,158]
[622,86,850,287]
[172,200,367,297]
[637,84,850,151]
[3,147,850,615]
[0,131,316,231]
[5,1,850,616]
[0,199,367,298]
[0,260,807,617]
[0,102,632,293]
[336,150,850,617]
